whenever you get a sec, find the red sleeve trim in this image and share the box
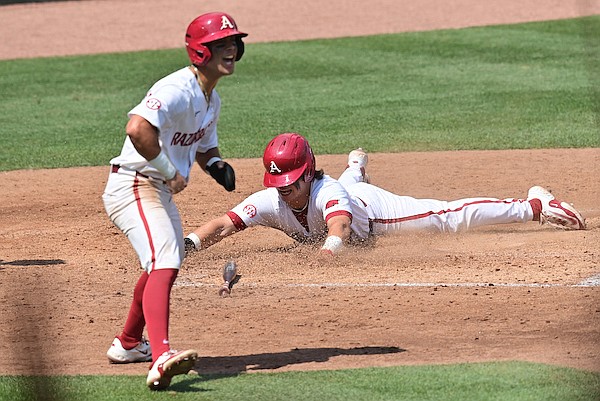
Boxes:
[325,210,352,223]
[226,211,247,231]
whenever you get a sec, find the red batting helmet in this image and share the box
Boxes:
[263,133,316,188]
[185,12,248,66]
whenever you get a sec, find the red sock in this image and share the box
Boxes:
[118,271,149,349]
[143,268,178,362]
[529,199,542,221]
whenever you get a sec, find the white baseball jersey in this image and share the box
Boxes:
[109,66,220,181]
[224,166,534,244]
[227,175,371,243]
[104,66,221,271]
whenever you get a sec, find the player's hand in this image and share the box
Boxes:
[306,248,336,269]
[166,172,187,194]
[314,248,335,263]
[318,248,335,257]
[207,161,236,192]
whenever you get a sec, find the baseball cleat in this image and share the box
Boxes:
[146,349,198,391]
[347,148,370,183]
[107,337,152,363]
[348,148,368,168]
[527,186,586,230]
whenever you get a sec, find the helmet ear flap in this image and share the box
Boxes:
[303,146,316,182]
[235,37,245,61]
[303,168,314,183]
[195,44,211,66]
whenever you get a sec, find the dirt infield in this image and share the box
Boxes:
[0,1,598,376]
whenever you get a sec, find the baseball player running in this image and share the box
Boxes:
[102,12,246,390]
[184,133,585,256]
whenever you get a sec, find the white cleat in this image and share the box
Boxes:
[348,148,368,168]
[146,349,198,391]
[107,337,152,364]
[527,186,586,230]
[347,148,370,183]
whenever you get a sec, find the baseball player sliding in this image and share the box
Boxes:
[184,133,586,257]
[102,12,246,391]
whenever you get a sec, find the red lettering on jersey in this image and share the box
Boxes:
[146,98,161,110]
[325,200,339,209]
[170,127,207,146]
[172,132,182,145]
[181,134,192,146]
[192,129,205,143]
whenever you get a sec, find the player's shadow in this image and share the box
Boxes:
[199,345,404,373]
[0,259,66,267]
[172,346,405,392]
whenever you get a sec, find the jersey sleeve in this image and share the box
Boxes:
[128,84,189,132]
[227,189,279,229]
[315,179,353,223]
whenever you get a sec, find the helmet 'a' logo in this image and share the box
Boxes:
[221,15,235,30]
[269,161,282,174]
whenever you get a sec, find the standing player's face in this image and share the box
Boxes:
[206,37,238,76]
[277,178,310,210]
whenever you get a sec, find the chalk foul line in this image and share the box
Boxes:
[176,274,600,289]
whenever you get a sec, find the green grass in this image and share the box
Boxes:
[1,362,599,401]
[0,16,598,171]
[1,17,599,401]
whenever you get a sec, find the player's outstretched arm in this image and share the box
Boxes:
[185,214,239,252]
[320,214,352,256]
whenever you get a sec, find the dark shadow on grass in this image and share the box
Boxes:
[199,346,405,373]
[0,259,66,266]
[168,346,405,392]
[199,345,405,373]
[2,257,69,400]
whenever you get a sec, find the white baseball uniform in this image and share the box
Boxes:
[228,174,371,244]
[225,166,534,243]
[103,67,220,271]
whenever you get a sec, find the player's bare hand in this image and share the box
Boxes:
[306,248,337,269]
[166,172,187,194]
[313,248,335,263]
[318,249,335,258]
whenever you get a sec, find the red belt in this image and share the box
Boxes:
[111,164,165,183]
